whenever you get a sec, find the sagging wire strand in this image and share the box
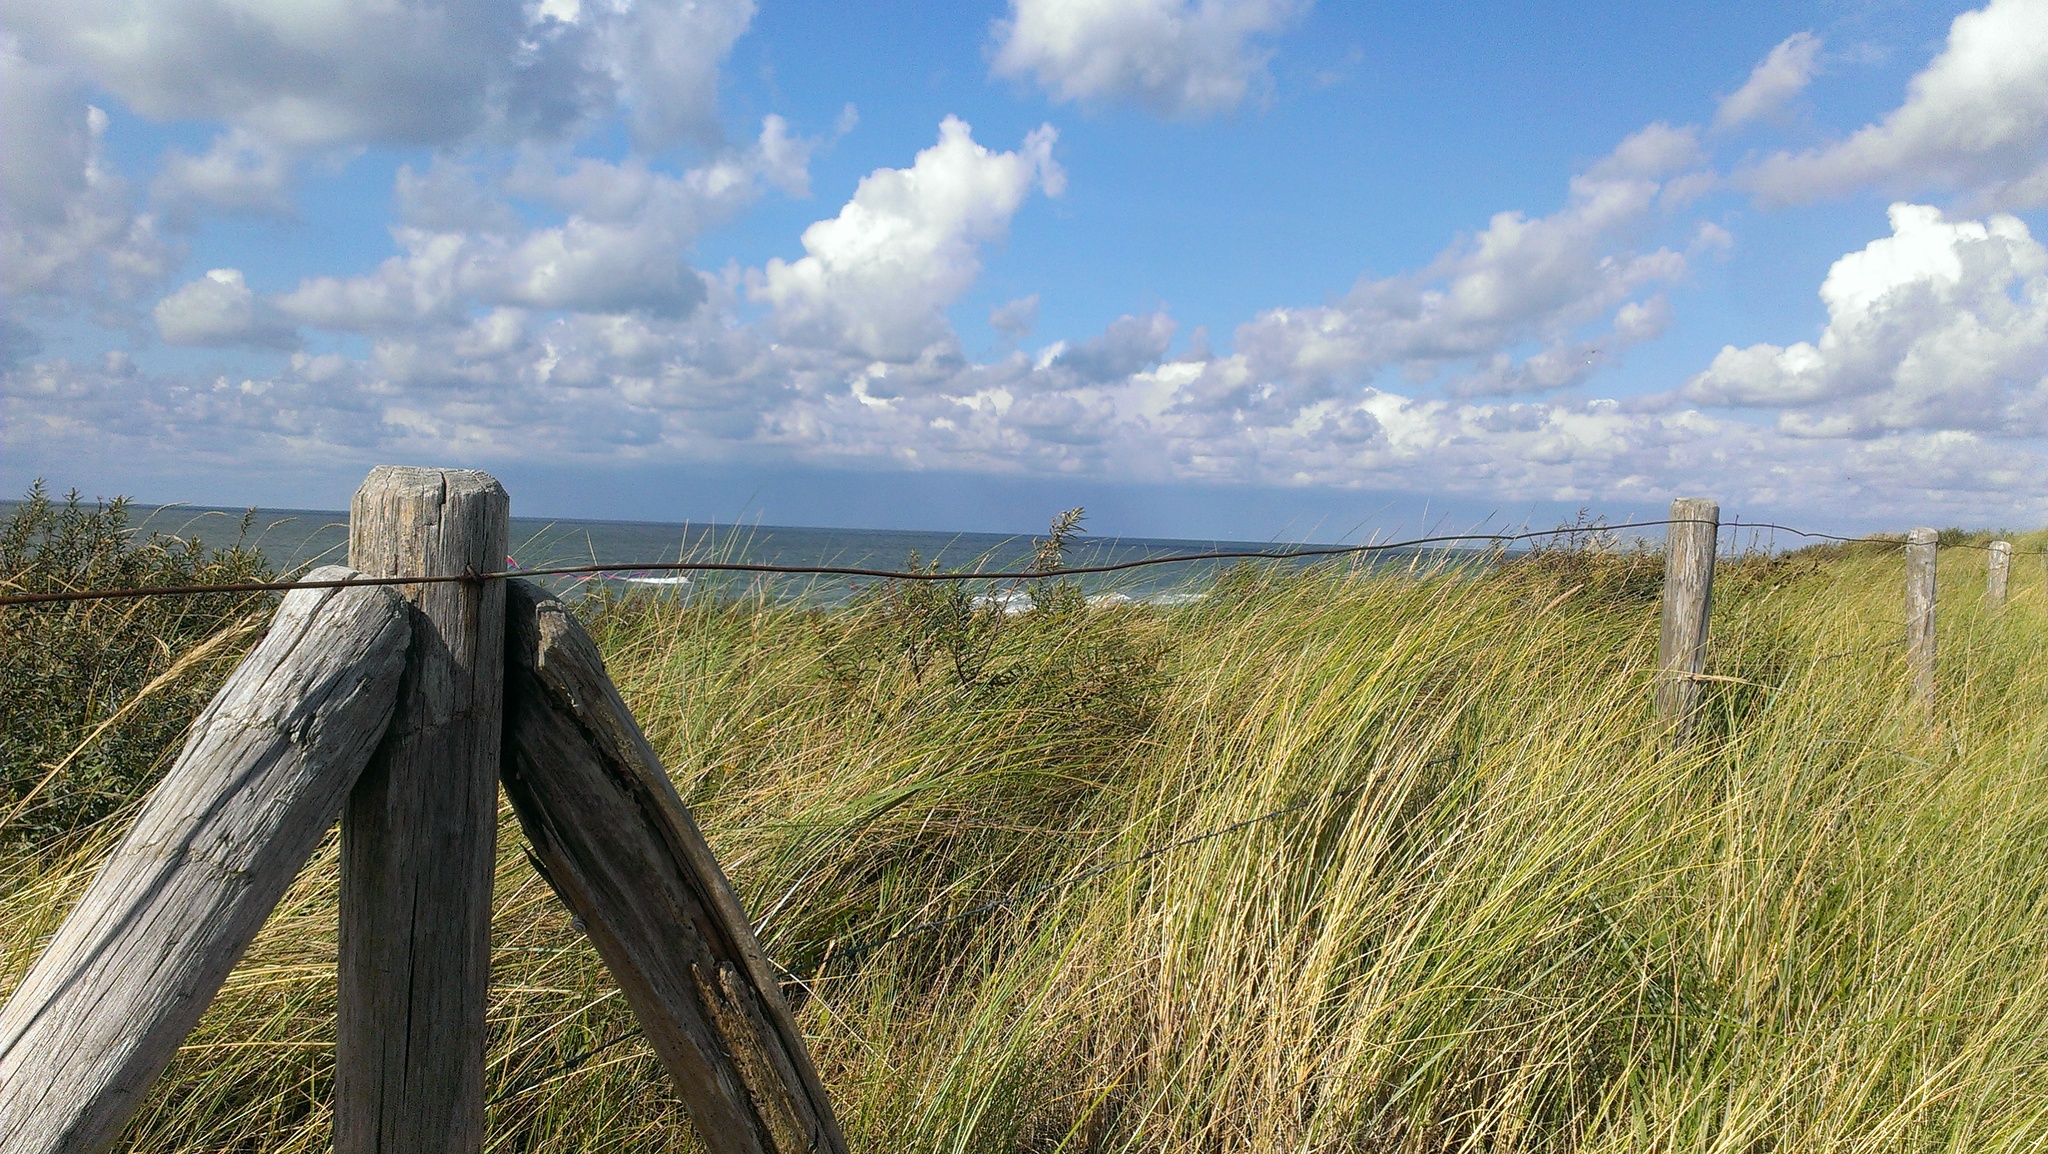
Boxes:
[3,517,2024,609]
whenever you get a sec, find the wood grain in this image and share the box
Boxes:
[338,467,508,1154]
[0,569,409,1154]
[1907,527,1937,707]
[1655,497,1719,744]
[501,579,847,1154]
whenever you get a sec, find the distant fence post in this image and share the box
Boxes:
[1907,527,1937,708]
[1987,540,2012,605]
[339,467,509,1154]
[1655,497,1718,743]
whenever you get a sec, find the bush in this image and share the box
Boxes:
[809,509,1169,757]
[0,483,274,847]
[1492,510,1664,606]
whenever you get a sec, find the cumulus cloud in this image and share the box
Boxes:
[1747,0,2048,209]
[1685,204,2048,436]
[392,160,527,236]
[277,116,816,332]
[151,128,296,218]
[4,115,1751,508]
[1226,123,1697,403]
[754,117,1063,362]
[277,222,711,331]
[15,35,2048,531]
[0,39,170,302]
[990,0,1304,117]
[592,0,757,148]
[990,294,1041,337]
[4,0,563,147]
[13,244,2048,529]
[1714,31,1821,131]
[154,268,299,348]
[1052,310,1175,380]
[16,306,2047,526]
[0,0,753,150]
[1590,122,1706,180]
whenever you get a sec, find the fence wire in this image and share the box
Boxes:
[4,516,2035,609]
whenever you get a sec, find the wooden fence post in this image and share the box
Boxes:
[0,572,409,1154]
[501,581,849,1154]
[1907,527,1937,708]
[1987,540,2011,605]
[339,468,508,1154]
[1655,497,1718,742]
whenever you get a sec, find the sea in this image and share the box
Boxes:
[12,501,1440,609]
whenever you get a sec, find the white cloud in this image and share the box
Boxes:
[3,0,564,147]
[1714,31,1821,131]
[1448,322,1646,400]
[991,0,1304,117]
[1,40,91,233]
[0,39,170,302]
[277,117,815,332]
[13,253,2048,529]
[1052,310,1175,381]
[754,114,817,198]
[154,268,298,348]
[1747,0,2048,209]
[1590,122,1706,180]
[754,117,1063,362]
[152,128,296,218]
[393,159,527,236]
[51,117,1728,501]
[12,49,2048,531]
[1684,203,2048,436]
[17,313,2047,526]
[0,0,754,150]
[990,294,1041,337]
[279,214,708,330]
[1228,124,1697,401]
[595,0,756,148]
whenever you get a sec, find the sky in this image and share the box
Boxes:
[3,0,2047,539]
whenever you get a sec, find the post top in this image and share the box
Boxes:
[1908,526,1938,545]
[1669,496,1719,518]
[355,465,506,501]
[348,466,510,578]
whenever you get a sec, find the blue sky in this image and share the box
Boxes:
[3,0,2046,538]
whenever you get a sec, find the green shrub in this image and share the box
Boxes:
[0,483,274,847]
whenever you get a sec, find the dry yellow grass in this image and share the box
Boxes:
[4,534,2046,1151]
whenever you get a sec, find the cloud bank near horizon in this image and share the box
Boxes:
[3,0,2047,529]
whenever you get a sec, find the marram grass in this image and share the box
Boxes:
[4,537,2047,1152]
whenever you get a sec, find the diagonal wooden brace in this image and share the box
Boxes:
[0,568,410,1154]
[500,579,847,1154]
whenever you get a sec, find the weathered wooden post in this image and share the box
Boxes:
[502,581,849,1154]
[1987,540,2011,605]
[339,468,508,1154]
[1907,527,1937,708]
[1655,497,1718,743]
[0,573,409,1154]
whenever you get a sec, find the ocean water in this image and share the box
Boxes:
[57,503,1425,607]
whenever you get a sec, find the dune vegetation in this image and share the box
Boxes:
[3,490,2046,1152]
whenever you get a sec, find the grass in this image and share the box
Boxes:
[3,510,2047,1152]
